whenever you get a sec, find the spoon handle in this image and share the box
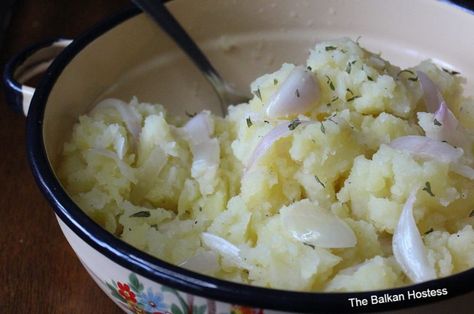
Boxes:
[131,0,227,112]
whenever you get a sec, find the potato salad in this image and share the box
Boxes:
[59,38,474,292]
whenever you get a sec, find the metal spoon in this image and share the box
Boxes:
[131,0,249,115]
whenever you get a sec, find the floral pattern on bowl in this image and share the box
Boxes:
[106,272,264,314]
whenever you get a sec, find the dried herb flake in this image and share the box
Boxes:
[424,228,434,235]
[295,89,300,98]
[273,78,278,85]
[288,118,302,130]
[315,175,326,188]
[130,211,151,218]
[303,242,315,249]
[246,117,253,128]
[347,95,361,102]
[442,67,460,76]
[254,88,262,101]
[422,181,435,197]
[320,122,326,134]
[325,46,337,51]
[325,75,335,91]
[434,119,442,126]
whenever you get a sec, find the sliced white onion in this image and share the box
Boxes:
[393,192,436,283]
[190,139,220,195]
[180,112,220,195]
[246,122,290,170]
[417,72,472,151]
[389,135,463,164]
[432,103,472,153]
[280,200,357,248]
[246,120,316,171]
[451,163,474,180]
[179,250,220,275]
[181,111,214,145]
[416,71,444,113]
[266,66,320,118]
[88,149,136,183]
[201,232,249,269]
[91,98,142,143]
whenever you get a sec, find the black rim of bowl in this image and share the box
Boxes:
[26,4,474,314]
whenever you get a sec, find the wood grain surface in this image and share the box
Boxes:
[0,1,127,313]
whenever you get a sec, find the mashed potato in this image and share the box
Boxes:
[59,38,474,292]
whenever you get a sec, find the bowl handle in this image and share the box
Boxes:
[3,38,72,116]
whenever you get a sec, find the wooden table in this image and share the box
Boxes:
[0,1,127,313]
[1,1,473,314]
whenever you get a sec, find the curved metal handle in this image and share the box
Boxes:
[3,38,72,116]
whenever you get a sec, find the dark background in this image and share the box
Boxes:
[0,1,128,313]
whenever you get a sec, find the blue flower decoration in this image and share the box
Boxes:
[138,288,167,312]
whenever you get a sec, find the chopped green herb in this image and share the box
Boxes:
[185,110,197,118]
[254,88,262,101]
[295,88,300,98]
[434,119,442,126]
[346,88,354,95]
[422,181,435,197]
[367,75,374,81]
[325,46,337,51]
[397,69,418,81]
[424,228,434,235]
[288,118,301,130]
[264,120,270,124]
[346,61,356,74]
[199,207,202,212]
[150,224,158,230]
[194,220,198,224]
[130,211,151,218]
[315,175,326,188]
[307,66,312,71]
[320,122,326,134]
[325,75,335,91]
[442,67,460,76]
[331,96,339,102]
[346,95,361,102]
[303,242,315,249]
[326,103,331,107]
[246,117,253,127]
[327,116,338,125]
[273,78,278,85]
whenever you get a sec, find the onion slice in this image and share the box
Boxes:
[88,149,136,183]
[393,192,436,283]
[201,232,249,269]
[280,199,357,248]
[246,120,316,171]
[417,71,472,152]
[181,112,220,195]
[266,66,320,118]
[91,98,142,144]
[417,71,444,113]
[389,135,463,164]
[179,250,220,275]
